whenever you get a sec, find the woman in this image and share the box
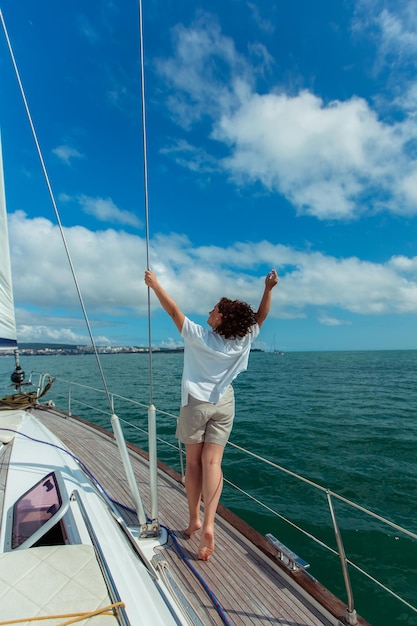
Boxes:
[144,268,279,560]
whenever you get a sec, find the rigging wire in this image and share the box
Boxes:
[137,0,154,406]
[0,10,114,414]
[1,5,154,409]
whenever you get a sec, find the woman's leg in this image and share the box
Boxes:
[183,442,204,536]
[198,442,225,560]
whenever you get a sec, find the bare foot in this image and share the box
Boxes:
[183,521,202,537]
[198,529,214,561]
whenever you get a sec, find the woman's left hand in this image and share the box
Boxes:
[265,269,279,290]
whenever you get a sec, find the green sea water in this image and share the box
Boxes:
[1,349,416,625]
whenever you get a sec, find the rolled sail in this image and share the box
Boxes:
[0,137,17,351]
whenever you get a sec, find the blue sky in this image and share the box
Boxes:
[1,0,417,351]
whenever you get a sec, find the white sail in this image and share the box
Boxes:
[0,136,17,351]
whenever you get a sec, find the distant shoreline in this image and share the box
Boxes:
[1,344,264,356]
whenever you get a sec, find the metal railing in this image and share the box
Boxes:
[52,377,417,622]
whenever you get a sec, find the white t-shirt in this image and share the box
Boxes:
[180,316,260,406]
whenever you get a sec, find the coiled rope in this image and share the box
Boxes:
[0,377,55,410]
[0,392,38,409]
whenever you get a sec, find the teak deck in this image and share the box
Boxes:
[29,405,369,626]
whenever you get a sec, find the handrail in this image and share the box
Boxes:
[71,489,130,626]
[54,377,417,617]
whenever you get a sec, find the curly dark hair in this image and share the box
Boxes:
[215,297,257,339]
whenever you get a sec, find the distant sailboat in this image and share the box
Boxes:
[272,334,284,355]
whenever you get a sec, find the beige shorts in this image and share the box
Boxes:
[176,385,235,446]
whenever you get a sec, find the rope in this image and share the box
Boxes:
[0,601,125,625]
[0,392,37,409]
[164,526,231,626]
[0,377,56,410]
[105,498,231,625]
[38,377,55,399]
[0,429,102,489]
[101,504,232,625]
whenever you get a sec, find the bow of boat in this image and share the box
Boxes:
[0,401,371,626]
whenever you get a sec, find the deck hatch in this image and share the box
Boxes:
[7,471,69,550]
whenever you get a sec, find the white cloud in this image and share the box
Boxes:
[52,145,84,165]
[160,337,184,349]
[247,2,276,35]
[389,255,417,272]
[318,315,353,327]
[217,91,398,220]
[14,306,113,346]
[76,195,142,228]
[377,4,417,59]
[155,13,256,128]
[8,211,146,313]
[147,240,417,317]
[396,156,417,201]
[353,2,417,103]
[157,9,417,220]
[16,324,110,345]
[160,139,219,173]
[8,212,417,344]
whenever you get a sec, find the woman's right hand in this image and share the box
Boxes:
[144,269,157,289]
